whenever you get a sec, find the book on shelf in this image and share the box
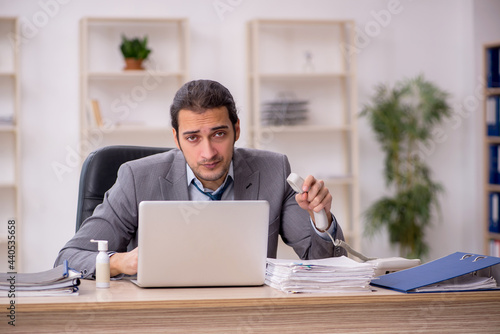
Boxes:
[0,260,82,297]
[487,47,500,88]
[490,192,500,234]
[490,239,500,257]
[487,96,500,136]
[87,99,103,128]
[489,145,500,185]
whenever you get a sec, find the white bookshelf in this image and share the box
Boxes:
[483,41,500,256]
[80,17,189,152]
[0,17,20,271]
[247,19,360,254]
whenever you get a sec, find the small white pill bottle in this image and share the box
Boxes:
[90,239,110,288]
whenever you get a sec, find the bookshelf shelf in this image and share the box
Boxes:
[253,72,350,79]
[488,232,500,241]
[87,71,185,79]
[324,176,355,185]
[484,41,500,257]
[80,17,189,154]
[0,182,16,188]
[247,19,360,253]
[0,125,16,133]
[486,136,500,144]
[90,125,170,133]
[487,184,500,192]
[486,88,500,97]
[260,124,352,134]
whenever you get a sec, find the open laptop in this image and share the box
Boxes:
[133,200,269,288]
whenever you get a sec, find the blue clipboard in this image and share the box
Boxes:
[370,252,500,293]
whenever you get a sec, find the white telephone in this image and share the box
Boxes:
[367,257,421,277]
[287,172,421,276]
[286,173,329,231]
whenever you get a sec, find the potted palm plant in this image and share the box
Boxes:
[361,75,451,258]
[120,35,152,70]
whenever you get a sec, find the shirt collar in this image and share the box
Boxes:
[186,161,234,193]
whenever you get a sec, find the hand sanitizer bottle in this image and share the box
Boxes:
[90,239,110,288]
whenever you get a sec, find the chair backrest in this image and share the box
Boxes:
[75,145,172,232]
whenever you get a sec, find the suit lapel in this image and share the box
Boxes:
[159,150,189,200]
[233,148,260,200]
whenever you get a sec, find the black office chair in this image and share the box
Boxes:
[75,145,172,232]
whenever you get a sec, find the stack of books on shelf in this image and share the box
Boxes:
[487,100,500,240]
[261,96,309,127]
[487,44,500,257]
[0,260,82,297]
[0,115,14,125]
[265,256,374,293]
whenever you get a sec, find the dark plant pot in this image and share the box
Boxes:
[124,58,144,70]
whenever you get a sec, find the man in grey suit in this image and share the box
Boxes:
[55,79,346,279]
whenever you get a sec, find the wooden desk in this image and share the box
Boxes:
[2,279,500,333]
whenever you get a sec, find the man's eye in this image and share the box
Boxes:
[186,136,198,142]
[214,132,225,138]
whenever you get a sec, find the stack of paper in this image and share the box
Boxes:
[265,256,375,293]
[413,275,498,293]
[0,260,82,297]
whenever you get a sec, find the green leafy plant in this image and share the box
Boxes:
[361,75,451,259]
[120,35,152,60]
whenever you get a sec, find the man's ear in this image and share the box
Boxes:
[234,119,240,142]
[172,128,181,149]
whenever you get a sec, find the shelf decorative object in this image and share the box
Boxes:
[119,35,152,70]
[361,75,451,259]
[302,50,315,73]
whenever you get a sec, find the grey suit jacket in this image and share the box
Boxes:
[55,147,346,278]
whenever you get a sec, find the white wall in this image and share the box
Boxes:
[0,0,497,273]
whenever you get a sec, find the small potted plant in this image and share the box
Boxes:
[119,35,152,70]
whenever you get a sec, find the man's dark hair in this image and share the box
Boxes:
[170,80,239,136]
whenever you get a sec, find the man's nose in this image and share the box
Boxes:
[200,139,217,160]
